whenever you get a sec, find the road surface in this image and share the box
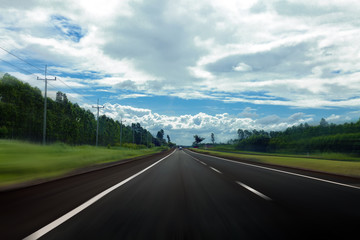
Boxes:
[2,149,360,239]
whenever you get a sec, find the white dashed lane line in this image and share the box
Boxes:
[199,160,207,166]
[236,181,272,201]
[209,167,223,174]
[185,151,272,201]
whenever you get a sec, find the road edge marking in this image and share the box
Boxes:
[23,150,177,240]
[187,150,360,190]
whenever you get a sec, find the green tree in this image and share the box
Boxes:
[193,135,205,147]
[157,129,164,140]
[237,129,244,140]
[211,133,215,144]
[0,73,154,146]
[320,118,329,127]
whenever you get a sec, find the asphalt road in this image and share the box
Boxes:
[2,149,360,239]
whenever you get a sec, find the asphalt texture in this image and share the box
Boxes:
[2,149,360,239]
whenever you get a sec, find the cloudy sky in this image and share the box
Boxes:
[1,0,360,145]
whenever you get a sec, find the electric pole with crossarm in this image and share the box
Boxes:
[92,99,104,147]
[37,65,56,145]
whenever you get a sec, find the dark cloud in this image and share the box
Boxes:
[205,42,315,78]
[114,80,138,90]
[101,0,208,83]
[145,80,165,91]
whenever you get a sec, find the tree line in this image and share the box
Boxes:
[234,118,360,154]
[193,119,360,154]
[0,73,172,147]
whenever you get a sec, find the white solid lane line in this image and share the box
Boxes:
[23,150,177,240]
[236,181,272,201]
[189,150,360,190]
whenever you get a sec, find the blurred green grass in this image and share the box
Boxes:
[192,148,360,178]
[0,140,166,187]
[206,144,360,161]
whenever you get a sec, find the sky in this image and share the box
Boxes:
[1,0,360,145]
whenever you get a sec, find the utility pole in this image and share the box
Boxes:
[132,123,135,144]
[37,65,56,145]
[120,118,125,147]
[92,99,104,147]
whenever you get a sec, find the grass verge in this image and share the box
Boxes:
[0,140,166,187]
[191,148,360,178]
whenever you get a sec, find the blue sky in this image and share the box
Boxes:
[1,0,360,145]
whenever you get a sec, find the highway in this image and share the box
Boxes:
[2,149,360,239]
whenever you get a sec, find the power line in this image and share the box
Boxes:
[0,46,120,146]
[0,58,40,78]
[0,45,109,122]
[0,57,95,107]
[0,45,98,106]
[56,77,98,106]
[0,46,43,72]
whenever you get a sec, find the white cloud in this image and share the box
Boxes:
[239,107,258,118]
[326,114,341,122]
[115,93,150,100]
[2,0,360,136]
[91,103,318,145]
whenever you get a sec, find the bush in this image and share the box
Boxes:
[122,143,147,149]
[0,126,8,137]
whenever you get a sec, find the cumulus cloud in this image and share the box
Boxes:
[239,107,258,119]
[326,114,341,123]
[2,0,360,145]
[2,0,360,109]
[92,103,317,145]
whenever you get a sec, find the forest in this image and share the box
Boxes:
[233,118,360,154]
[0,73,170,147]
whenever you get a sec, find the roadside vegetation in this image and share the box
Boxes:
[0,74,175,187]
[0,140,169,187]
[233,118,360,154]
[192,120,360,178]
[0,73,174,148]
